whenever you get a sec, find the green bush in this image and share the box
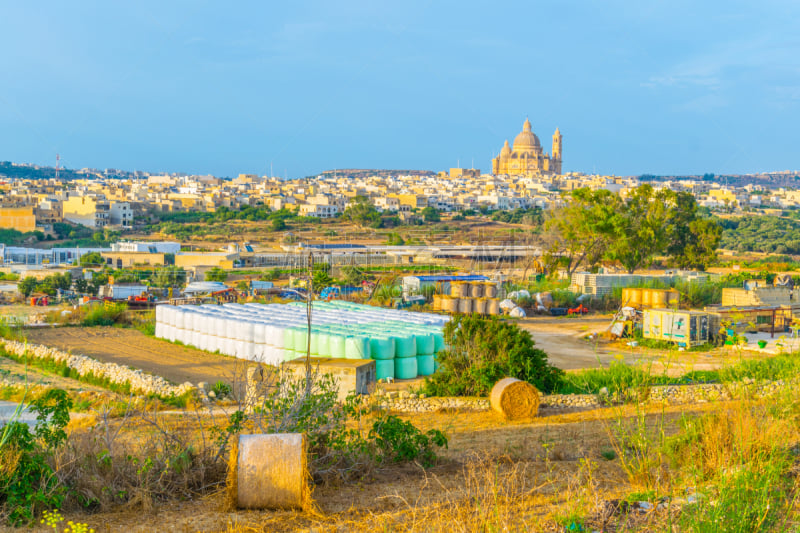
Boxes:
[82,302,128,326]
[0,389,72,525]
[244,371,447,476]
[421,315,563,396]
[211,381,231,398]
[204,267,228,282]
[369,415,447,468]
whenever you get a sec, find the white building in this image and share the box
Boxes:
[109,202,133,227]
[111,241,181,254]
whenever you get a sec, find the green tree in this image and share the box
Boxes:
[606,184,673,273]
[312,269,334,289]
[205,267,228,282]
[78,252,105,267]
[676,219,722,270]
[666,192,722,270]
[545,188,621,276]
[39,273,71,295]
[421,206,441,222]
[18,277,38,297]
[342,196,381,228]
[339,266,365,286]
[271,218,287,231]
[152,266,187,288]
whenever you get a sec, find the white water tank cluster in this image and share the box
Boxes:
[154,301,450,381]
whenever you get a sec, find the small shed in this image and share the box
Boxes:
[107,284,149,300]
[642,308,712,347]
[282,357,375,402]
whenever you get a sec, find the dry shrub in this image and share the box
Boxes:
[53,402,228,514]
[665,400,797,481]
[343,453,549,532]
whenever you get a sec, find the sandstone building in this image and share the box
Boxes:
[492,118,562,176]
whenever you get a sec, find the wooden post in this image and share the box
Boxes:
[771,308,775,338]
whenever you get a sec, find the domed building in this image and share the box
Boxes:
[492,118,562,176]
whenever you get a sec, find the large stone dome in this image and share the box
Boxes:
[512,118,541,154]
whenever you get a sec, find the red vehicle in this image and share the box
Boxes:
[568,304,589,315]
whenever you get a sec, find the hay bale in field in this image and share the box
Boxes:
[227,433,310,510]
[490,377,540,420]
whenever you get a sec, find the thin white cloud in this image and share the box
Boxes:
[642,33,800,90]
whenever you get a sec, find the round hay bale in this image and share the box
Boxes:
[490,377,540,420]
[229,433,310,510]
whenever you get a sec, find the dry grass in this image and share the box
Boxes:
[15,372,799,532]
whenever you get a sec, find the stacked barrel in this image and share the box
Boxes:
[432,281,502,315]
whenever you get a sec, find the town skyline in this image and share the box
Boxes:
[1,2,799,178]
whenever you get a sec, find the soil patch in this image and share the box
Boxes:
[24,327,242,387]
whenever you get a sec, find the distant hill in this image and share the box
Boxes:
[637,171,800,189]
[0,161,85,181]
[316,169,436,180]
[0,161,142,181]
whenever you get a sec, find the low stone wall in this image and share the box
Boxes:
[371,379,796,414]
[372,390,489,413]
[0,339,195,399]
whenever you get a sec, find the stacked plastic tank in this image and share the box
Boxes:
[154,301,449,381]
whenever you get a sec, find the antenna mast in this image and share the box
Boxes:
[55,154,60,180]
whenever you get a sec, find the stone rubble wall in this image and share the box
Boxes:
[0,339,195,399]
[3,336,792,412]
[372,379,794,414]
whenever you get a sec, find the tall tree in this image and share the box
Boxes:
[544,188,621,277]
[342,196,381,228]
[606,185,673,273]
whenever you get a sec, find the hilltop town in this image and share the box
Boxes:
[1,121,799,533]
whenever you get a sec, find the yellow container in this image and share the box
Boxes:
[470,282,484,298]
[484,283,498,298]
[650,289,679,308]
[474,297,488,315]
[450,282,466,298]
[641,289,652,308]
[442,296,460,313]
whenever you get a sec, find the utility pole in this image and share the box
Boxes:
[305,250,313,396]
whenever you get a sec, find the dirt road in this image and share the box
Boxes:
[516,316,621,369]
[25,327,242,386]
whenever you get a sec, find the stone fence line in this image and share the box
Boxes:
[0,339,195,399]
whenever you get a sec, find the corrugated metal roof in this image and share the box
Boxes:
[408,275,489,282]
[304,243,367,249]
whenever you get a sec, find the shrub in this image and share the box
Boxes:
[0,389,72,525]
[421,315,563,396]
[81,303,128,327]
[211,381,231,398]
[244,369,447,478]
[204,267,228,282]
[369,415,447,468]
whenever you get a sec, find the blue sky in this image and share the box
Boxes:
[1,1,798,178]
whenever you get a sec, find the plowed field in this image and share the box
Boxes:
[25,327,242,386]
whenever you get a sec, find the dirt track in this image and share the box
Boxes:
[517,316,619,369]
[25,327,242,386]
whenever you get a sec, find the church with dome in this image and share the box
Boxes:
[491,118,562,176]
